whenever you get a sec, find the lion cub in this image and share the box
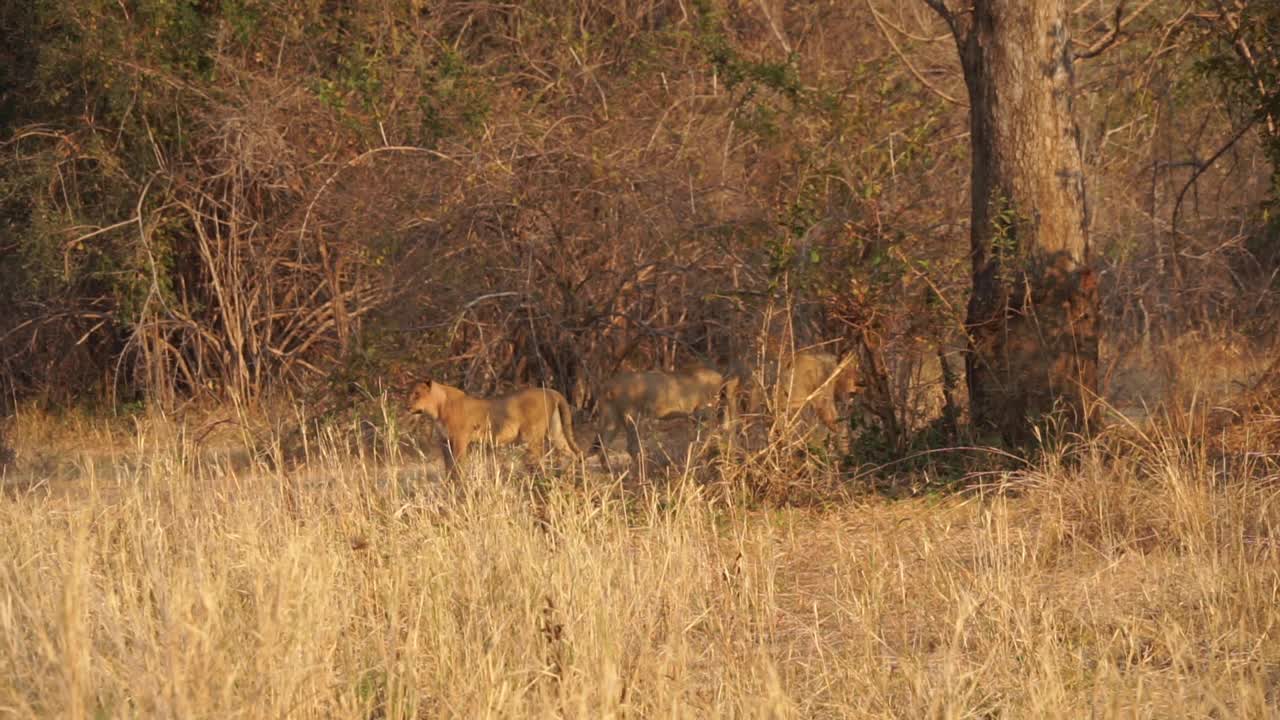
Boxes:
[407,379,582,473]
[734,350,861,431]
[595,366,730,459]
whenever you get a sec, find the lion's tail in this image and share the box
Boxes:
[557,394,584,456]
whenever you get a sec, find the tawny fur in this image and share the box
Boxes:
[408,379,582,473]
[596,366,729,458]
[731,350,861,430]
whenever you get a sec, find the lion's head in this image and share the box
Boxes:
[407,380,448,419]
[833,358,863,399]
[688,367,726,408]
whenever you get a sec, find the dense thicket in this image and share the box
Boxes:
[1,1,1275,439]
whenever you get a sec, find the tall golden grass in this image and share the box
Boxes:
[1,404,1278,718]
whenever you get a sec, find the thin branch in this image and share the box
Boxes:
[868,0,965,107]
[1076,0,1158,61]
[754,0,792,54]
[464,291,523,309]
[871,4,953,43]
[920,0,971,50]
[0,126,75,151]
[1210,0,1278,137]
[61,217,140,277]
[1170,116,1259,242]
[1075,1,1126,60]
[921,0,952,24]
[298,146,462,244]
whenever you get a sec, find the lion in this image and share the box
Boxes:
[407,379,582,473]
[731,349,861,432]
[595,366,731,460]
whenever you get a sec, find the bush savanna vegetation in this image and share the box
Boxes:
[2,0,1279,716]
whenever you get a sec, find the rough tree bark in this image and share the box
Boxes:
[924,0,1099,444]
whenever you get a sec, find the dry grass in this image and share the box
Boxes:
[2,404,1280,718]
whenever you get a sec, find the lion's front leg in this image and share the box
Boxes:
[814,397,839,431]
[623,412,644,463]
[442,429,471,476]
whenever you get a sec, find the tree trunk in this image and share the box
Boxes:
[926,0,1099,444]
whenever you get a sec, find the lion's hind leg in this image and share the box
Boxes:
[547,414,576,460]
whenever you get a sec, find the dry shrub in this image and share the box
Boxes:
[2,0,980,436]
